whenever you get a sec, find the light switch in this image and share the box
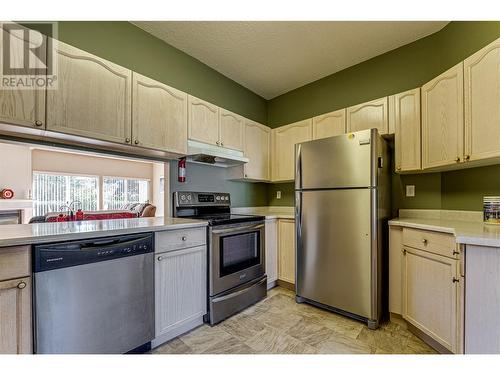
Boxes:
[276,191,282,199]
[406,185,415,197]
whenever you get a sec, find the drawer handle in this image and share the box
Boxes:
[454,157,460,163]
[17,281,26,289]
[34,120,43,127]
[452,277,460,283]
[181,236,187,241]
[422,239,428,244]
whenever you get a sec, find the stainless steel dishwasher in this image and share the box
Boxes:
[33,233,154,354]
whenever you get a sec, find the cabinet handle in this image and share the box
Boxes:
[125,138,131,143]
[244,174,248,178]
[220,142,224,147]
[181,236,187,241]
[453,250,460,255]
[157,256,164,261]
[216,141,220,146]
[17,281,26,289]
[422,239,428,244]
[134,140,139,145]
[454,157,460,162]
[465,155,470,161]
[402,249,407,255]
[452,277,460,283]
[34,120,43,127]
[396,166,401,172]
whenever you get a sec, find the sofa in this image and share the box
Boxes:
[29,203,157,223]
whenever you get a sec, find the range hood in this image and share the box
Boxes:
[186,140,249,167]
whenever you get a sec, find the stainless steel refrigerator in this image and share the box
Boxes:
[295,128,390,329]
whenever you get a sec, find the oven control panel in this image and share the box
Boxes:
[175,191,231,206]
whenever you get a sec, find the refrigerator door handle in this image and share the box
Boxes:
[295,190,302,290]
[295,144,302,190]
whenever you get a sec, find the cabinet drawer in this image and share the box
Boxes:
[402,228,457,258]
[0,246,31,281]
[155,227,206,253]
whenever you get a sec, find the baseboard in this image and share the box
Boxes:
[151,315,204,349]
[267,279,278,290]
[406,321,452,354]
[389,312,408,329]
[277,279,295,291]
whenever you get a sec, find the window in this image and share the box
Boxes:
[103,177,150,210]
[32,172,99,216]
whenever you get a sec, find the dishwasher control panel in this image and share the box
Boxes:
[34,233,154,272]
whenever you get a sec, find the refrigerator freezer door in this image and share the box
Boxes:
[296,189,375,319]
[295,129,376,190]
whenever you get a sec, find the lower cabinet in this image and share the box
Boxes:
[153,244,207,347]
[402,246,461,353]
[0,277,32,354]
[278,219,296,285]
[265,219,278,288]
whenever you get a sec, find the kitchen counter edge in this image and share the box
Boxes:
[0,217,208,248]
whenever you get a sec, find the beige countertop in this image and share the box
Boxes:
[231,206,294,219]
[0,217,208,248]
[389,210,500,248]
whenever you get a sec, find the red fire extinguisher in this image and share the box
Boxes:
[178,157,186,183]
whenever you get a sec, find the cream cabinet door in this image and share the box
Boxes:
[421,63,464,169]
[402,247,459,353]
[0,23,45,129]
[47,41,132,144]
[0,277,32,354]
[394,88,421,172]
[312,109,346,140]
[273,119,312,181]
[219,109,244,151]
[132,73,187,154]
[188,95,219,146]
[347,97,388,134]
[464,37,500,162]
[278,219,295,285]
[265,219,278,287]
[155,246,207,341]
[243,120,270,180]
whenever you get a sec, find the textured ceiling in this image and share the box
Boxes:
[132,21,449,99]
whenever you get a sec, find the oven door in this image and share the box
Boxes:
[210,221,265,296]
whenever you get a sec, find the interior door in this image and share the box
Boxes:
[296,188,374,319]
[296,129,375,190]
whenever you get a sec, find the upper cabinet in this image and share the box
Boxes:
[347,97,389,135]
[464,37,500,162]
[272,119,312,181]
[394,88,421,172]
[421,63,464,169]
[187,95,219,146]
[132,73,187,154]
[312,109,346,140]
[219,109,244,151]
[0,23,46,129]
[243,120,271,180]
[46,41,132,144]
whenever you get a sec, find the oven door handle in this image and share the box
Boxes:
[211,223,264,235]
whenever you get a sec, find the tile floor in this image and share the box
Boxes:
[153,287,437,354]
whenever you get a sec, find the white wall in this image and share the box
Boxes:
[0,142,32,199]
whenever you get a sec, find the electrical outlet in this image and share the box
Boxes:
[406,185,415,197]
[276,191,282,199]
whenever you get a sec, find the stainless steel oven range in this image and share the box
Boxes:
[173,191,266,325]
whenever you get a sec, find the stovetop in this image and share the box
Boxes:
[173,191,264,226]
[189,213,265,226]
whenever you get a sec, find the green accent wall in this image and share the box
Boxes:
[267,22,500,128]
[266,21,500,212]
[54,22,267,124]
